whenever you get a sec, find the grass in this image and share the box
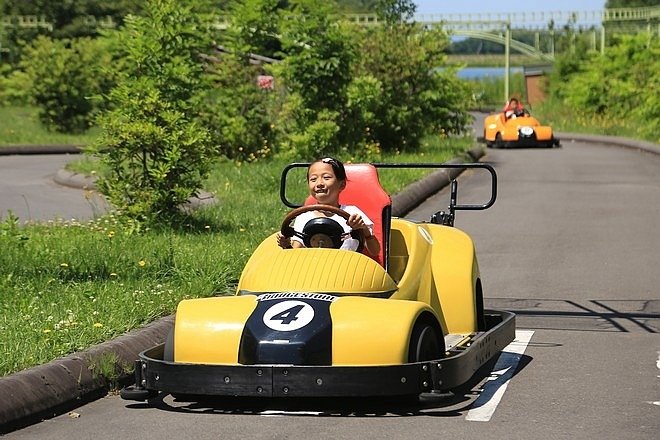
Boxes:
[468,72,527,109]
[446,54,545,68]
[532,99,660,144]
[0,132,474,377]
[0,106,99,146]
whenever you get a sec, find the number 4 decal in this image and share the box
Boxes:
[270,304,305,325]
[263,300,314,331]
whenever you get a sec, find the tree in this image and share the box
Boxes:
[561,33,659,140]
[223,0,283,59]
[21,36,114,132]
[274,0,362,158]
[334,0,378,13]
[355,24,472,151]
[94,0,215,222]
[375,0,416,24]
[200,0,283,162]
[0,0,141,64]
[605,0,659,7]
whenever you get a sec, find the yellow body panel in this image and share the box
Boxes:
[484,113,554,142]
[533,126,553,141]
[388,218,478,334]
[237,233,398,296]
[330,296,434,365]
[427,225,479,334]
[174,217,481,366]
[173,294,431,366]
[174,295,257,364]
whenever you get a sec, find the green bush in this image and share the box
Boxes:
[355,24,472,152]
[273,0,369,159]
[93,0,216,222]
[224,0,282,59]
[203,0,282,163]
[20,36,112,133]
[547,33,659,142]
[201,56,278,162]
[0,66,32,106]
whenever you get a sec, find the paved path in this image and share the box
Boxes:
[0,154,107,222]
[3,137,658,439]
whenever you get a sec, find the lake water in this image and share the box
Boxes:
[457,66,524,79]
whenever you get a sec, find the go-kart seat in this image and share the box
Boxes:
[305,163,391,269]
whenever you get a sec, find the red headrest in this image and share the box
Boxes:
[305,163,391,265]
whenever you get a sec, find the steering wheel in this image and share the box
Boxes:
[280,204,366,250]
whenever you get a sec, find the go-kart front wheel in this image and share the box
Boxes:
[494,133,503,149]
[408,322,443,363]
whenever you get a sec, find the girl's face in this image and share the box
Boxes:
[307,162,345,206]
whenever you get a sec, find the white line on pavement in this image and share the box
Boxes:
[465,330,535,422]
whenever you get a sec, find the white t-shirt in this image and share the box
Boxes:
[291,205,374,251]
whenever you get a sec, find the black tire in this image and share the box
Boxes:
[164,327,174,362]
[162,327,194,400]
[408,323,443,363]
[494,133,503,149]
[120,385,158,401]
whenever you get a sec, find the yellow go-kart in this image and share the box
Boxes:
[120,162,515,400]
[483,110,560,148]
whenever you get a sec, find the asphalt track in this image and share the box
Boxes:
[0,128,660,438]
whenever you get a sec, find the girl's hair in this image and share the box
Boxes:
[309,157,347,181]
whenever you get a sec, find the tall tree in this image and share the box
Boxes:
[606,0,659,7]
[375,0,416,23]
[94,0,215,222]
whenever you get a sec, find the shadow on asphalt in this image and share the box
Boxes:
[122,353,533,418]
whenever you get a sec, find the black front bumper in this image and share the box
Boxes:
[121,310,515,400]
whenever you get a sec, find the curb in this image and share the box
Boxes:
[0,145,83,155]
[556,132,659,155]
[0,317,173,433]
[53,169,97,190]
[53,170,218,210]
[391,146,484,216]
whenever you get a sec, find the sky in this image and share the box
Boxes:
[413,0,608,27]
[414,0,607,14]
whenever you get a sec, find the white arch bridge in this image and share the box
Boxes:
[346,6,659,99]
[347,6,659,60]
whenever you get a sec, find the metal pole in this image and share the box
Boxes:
[551,30,555,58]
[535,32,540,51]
[591,30,596,51]
[504,22,510,101]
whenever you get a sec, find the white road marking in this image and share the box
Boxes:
[465,330,534,422]
[260,410,322,417]
[651,352,660,405]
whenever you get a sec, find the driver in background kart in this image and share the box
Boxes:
[503,97,526,119]
[276,157,380,256]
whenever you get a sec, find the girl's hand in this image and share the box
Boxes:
[348,213,380,256]
[276,232,292,249]
[347,213,367,231]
